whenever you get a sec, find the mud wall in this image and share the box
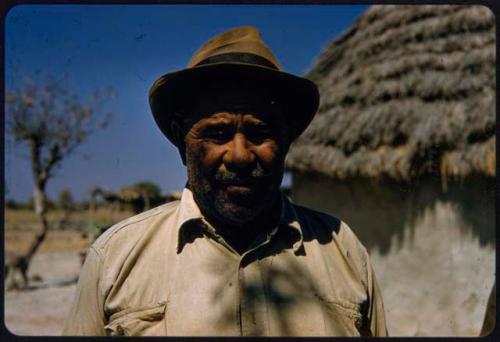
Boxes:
[290,172,495,336]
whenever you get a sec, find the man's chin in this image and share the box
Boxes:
[194,185,279,225]
[214,200,264,225]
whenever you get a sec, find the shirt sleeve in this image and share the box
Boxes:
[62,246,106,336]
[366,255,388,337]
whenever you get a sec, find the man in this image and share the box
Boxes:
[63,26,387,337]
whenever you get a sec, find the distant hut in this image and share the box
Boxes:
[286,5,495,336]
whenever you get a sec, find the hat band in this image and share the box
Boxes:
[194,52,279,70]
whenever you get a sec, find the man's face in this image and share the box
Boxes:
[183,81,290,225]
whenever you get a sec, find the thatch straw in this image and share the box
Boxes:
[287,5,496,181]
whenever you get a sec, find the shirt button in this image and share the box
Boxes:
[116,325,124,335]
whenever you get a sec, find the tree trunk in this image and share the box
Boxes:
[26,184,50,267]
[4,140,51,289]
[6,184,50,290]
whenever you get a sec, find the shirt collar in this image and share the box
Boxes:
[176,188,304,254]
[176,188,204,229]
[279,191,305,254]
[175,188,204,254]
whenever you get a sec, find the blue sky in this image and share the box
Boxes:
[4,4,368,202]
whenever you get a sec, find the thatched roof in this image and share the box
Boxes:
[286,5,495,182]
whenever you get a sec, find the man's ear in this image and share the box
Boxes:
[170,120,187,165]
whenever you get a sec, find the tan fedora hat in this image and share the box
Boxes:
[149,26,319,145]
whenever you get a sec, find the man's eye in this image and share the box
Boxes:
[204,127,231,140]
[248,127,272,141]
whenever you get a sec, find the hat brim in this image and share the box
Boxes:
[149,63,319,145]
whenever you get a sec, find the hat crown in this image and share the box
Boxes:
[188,26,282,70]
[149,26,319,147]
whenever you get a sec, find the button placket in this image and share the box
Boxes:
[237,236,273,336]
[200,217,278,336]
[236,261,244,335]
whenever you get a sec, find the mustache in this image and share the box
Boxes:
[214,169,271,185]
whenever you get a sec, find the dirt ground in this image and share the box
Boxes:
[3,209,119,336]
[4,242,85,335]
[4,207,136,336]
[5,281,78,336]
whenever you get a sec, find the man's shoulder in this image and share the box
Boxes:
[92,200,180,254]
[291,202,369,257]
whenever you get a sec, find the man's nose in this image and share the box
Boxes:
[223,133,256,169]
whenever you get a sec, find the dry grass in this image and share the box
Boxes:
[4,208,135,254]
[288,5,495,181]
[5,229,88,254]
[4,208,134,231]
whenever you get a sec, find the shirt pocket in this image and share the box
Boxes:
[105,302,167,336]
[321,298,365,335]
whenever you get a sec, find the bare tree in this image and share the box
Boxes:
[5,74,113,289]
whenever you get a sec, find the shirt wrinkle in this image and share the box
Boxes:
[89,245,104,262]
[95,201,176,252]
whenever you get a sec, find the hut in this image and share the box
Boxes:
[286,5,495,336]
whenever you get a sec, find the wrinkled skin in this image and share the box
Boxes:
[181,81,291,253]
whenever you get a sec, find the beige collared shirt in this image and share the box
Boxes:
[63,189,387,336]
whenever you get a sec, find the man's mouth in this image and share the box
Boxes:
[213,171,271,198]
[220,179,255,190]
[225,184,253,196]
[216,178,266,197]
[220,178,257,186]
